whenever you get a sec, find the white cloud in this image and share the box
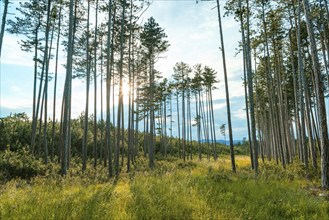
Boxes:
[1,96,31,110]
[1,35,33,67]
[232,108,247,120]
[1,1,249,139]
[212,102,226,110]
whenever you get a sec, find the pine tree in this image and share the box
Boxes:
[140,17,169,168]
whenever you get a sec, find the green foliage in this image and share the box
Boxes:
[129,171,213,219]
[0,156,328,220]
[0,150,52,182]
[0,113,31,151]
[140,16,170,55]
[197,164,328,219]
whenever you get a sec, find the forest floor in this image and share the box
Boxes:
[0,154,329,219]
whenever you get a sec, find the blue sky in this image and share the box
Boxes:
[0,0,248,140]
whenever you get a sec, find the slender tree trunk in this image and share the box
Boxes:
[245,49,254,169]
[164,93,168,156]
[131,39,136,163]
[200,92,209,159]
[82,0,91,171]
[127,0,133,172]
[305,88,317,169]
[58,95,65,163]
[238,0,255,169]
[182,85,186,161]
[298,0,308,175]
[121,100,125,168]
[188,90,192,159]
[195,92,201,160]
[100,34,104,164]
[206,90,214,158]
[31,20,41,154]
[93,0,99,169]
[209,90,217,160]
[51,1,63,162]
[106,0,113,177]
[302,0,329,188]
[61,0,74,175]
[116,0,126,176]
[149,54,155,168]
[253,52,264,163]
[37,90,45,157]
[0,0,9,57]
[169,93,173,153]
[322,0,329,30]
[288,14,301,164]
[246,0,258,173]
[42,0,52,164]
[176,92,181,158]
[217,4,235,171]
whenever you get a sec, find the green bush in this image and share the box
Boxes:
[0,150,50,182]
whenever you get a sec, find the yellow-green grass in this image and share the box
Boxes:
[0,156,328,219]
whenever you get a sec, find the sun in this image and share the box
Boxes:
[121,81,131,98]
[120,81,132,105]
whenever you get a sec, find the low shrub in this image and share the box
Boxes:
[0,150,52,182]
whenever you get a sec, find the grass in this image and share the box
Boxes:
[0,155,328,219]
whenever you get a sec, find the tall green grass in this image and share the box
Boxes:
[0,155,328,219]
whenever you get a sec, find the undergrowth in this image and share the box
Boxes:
[0,151,328,219]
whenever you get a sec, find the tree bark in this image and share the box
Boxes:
[0,0,9,57]
[61,0,74,175]
[51,1,63,162]
[216,4,235,171]
[82,0,91,172]
[302,0,329,188]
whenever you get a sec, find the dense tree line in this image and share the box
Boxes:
[0,113,250,162]
[225,0,329,188]
[2,0,329,189]
[2,0,230,177]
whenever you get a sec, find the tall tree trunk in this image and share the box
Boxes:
[0,0,9,57]
[209,89,217,160]
[38,90,45,157]
[238,0,254,169]
[149,54,155,168]
[131,38,136,163]
[182,85,186,161]
[187,90,193,160]
[302,0,329,188]
[288,13,301,164]
[61,0,74,175]
[93,0,99,169]
[106,0,113,177]
[164,93,168,156]
[217,4,235,171]
[176,92,181,158]
[51,1,63,162]
[246,0,258,173]
[116,0,126,175]
[31,19,41,154]
[42,0,53,164]
[100,34,104,164]
[127,0,133,172]
[169,93,173,153]
[304,87,317,169]
[195,92,201,160]
[82,0,91,172]
[297,0,308,175]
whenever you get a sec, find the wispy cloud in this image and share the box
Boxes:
[1,35,33,67]
[1,1,248,139]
